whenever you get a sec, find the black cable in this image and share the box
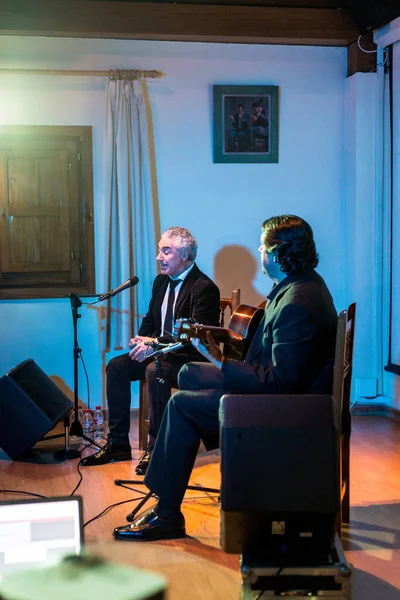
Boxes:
[80,352,91,410]
[0,490,47,499]
[387,45,395,368]
[83,497,143,528]
[69,460,84,496]
[0,449,84,499]
[1,489,144,530]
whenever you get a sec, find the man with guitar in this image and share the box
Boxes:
[81,226,220,471]
[113,215,338,541]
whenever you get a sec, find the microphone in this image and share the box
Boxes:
[99,276,139,301]
[154,341,185,356]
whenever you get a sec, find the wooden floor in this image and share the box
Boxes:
[1,415,400,599]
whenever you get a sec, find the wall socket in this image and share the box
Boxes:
[356,377,378,399]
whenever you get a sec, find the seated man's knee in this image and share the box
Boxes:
[178,362,222,391]
[178,362,202,390]
[106,353,137,380]
[106,355,122,376]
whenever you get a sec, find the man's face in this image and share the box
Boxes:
[259,232,277,279]
[156,235,189,278]
[238,106,244,115]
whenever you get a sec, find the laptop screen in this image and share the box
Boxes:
[0,496,83,580]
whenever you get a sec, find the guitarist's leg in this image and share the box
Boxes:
[144,389,222,516]
[178,362,223,391]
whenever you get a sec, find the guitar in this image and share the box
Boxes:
[174,304,264,360]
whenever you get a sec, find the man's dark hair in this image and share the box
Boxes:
[261,215,319,276]
[238,104,245,110]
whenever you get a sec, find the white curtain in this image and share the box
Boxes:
[100,77,159,350]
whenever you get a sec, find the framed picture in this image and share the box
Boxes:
[213,85,279,164]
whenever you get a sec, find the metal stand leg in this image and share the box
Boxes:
[53,414,81,461]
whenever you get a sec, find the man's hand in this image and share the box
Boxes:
[190,331,224,370]
[129,336,156,363]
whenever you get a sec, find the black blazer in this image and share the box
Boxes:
[138,263,220,344]
[222,270,337,395]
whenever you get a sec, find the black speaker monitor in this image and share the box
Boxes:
[219,394,339,564]
[0,359,73,460]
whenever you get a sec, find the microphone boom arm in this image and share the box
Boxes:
[99,276,139,301]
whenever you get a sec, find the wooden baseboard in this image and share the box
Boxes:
[352,402,400,422]
[385,406,400,423]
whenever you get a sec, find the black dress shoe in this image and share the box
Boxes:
[135,449,152,475]
[80,442,132,467]
[113,508,186,541]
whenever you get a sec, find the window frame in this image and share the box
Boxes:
[0,125,95,300]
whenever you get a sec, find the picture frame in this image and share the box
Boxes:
[213,85,279,164]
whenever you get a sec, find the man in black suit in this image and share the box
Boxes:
[249,101,268,151]
[81,226,220,469]
[113,215,338,541]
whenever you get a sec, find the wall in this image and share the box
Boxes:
[344,72,381,404]
[0,37,347,408]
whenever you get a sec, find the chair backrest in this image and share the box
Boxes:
[220,289,241,327]
[332,303,356,439]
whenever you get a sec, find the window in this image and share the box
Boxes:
[0,126,95,299]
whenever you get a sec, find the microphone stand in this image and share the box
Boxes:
[114,342,219,522]
[54,293,102,461]
[54,281,138,461]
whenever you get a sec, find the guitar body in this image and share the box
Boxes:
[224,304,264,360]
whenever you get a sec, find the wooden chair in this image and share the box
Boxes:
[138,380,150,451]
[333,302,356,533]
[138,289,242,451]
[219,303,356,542]
[219,288,241,327]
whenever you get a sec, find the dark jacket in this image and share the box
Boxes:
[222,270,337,394]
[138,263,220,345]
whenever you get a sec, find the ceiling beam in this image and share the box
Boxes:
[347,32,377,76]
[82,0,350,6]
[0,0,358,46]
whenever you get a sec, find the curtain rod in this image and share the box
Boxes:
[0,68,165,79]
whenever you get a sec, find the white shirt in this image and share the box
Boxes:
[160,263,195,336]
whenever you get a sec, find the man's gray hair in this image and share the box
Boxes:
[163,226,198,261]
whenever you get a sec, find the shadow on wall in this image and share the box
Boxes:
[214,245,265,308]
[50,375,88,411]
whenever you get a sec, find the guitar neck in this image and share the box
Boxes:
[195,324,244,343]
[175,305,263,352]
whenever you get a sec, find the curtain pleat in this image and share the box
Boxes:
[100,78,159,351]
